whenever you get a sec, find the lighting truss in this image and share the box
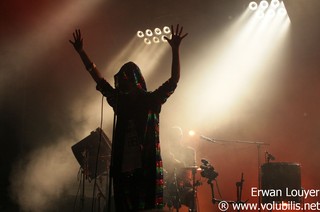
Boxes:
[136,26,171,45]
[248,0,288,19]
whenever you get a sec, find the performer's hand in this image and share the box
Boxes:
[69,29,83,53]
[164,24,188,50]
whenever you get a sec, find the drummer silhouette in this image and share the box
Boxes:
[163,126,196,169]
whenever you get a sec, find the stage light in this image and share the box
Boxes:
[144,38,152,45]
[259,0,269,10]
[266,9,276,18]
[249,0,288,20]
[188,130,196,137]
[163,26,171,34]
[137,26,171,45]
[154,28,162,35]
[270,0,280,8]
[161,35,168,42]
[249,2,258,11]
[256,10,265,19]
[277,8,287,16]
[185,0,290,125]
[145,29,153,37]
[277,2,287,17]
[153,36,160,44]
[137,31,144,38]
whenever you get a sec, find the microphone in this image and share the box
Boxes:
[266,151,275,161]
[200,135,215,143]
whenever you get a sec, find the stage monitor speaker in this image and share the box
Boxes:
[261,162,301,203]
[72,128,111,180]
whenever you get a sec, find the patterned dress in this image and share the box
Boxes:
[96,62,177,211]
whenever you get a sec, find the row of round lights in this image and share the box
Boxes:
[136,26,171,45]
[248,0,287,18]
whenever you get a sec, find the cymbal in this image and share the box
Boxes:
[182,166,200,171]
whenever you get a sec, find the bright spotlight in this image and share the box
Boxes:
[138,26,171,45]
[256,10,265,19]
[277,3,287,17]
[188,130,196,137]
[145,29,153,37]
[144,38,152,45]
[277,8,287,16]
[266,9,276,18]
[153,36,160,43]
[137,31,144,38]
[270,0,280,8]
[161,35,168,42]
[259,0,269,10]
[163,26,171,34]
[249,2,258,11]
[154,28,162,35]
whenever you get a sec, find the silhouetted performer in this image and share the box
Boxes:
[69,25,187,211]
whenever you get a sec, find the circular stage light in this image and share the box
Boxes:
[154,28,162,35]
[137,31,144,38]
[153,36,160,43]
[260,0,269,10]
[249,2,258,11]
[163,26,171,34]
[145,29,153,37]
[144,38,152,45]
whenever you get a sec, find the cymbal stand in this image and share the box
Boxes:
[209,180,216,205]
[190,168,197,212]
[173,168,181,211]
[189,146,197,212]
[236,173,245,212]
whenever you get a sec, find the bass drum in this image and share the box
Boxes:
[163,168,195,210]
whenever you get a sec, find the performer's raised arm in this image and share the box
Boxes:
[165,24,188,84]
[69,29,103,84]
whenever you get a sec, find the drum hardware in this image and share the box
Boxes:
[200,159,248,211]
[236,173,244,206]
[200,159,218,183]
[199,159,219,204]
[189,165,200,212]
[173,168,182,211]
[164,166,202,211]
[235,173,249,212]
[200,135,269,212]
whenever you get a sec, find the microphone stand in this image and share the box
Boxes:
[236,173,244,212]
[173,168,181,212]
[191,167,197,212]
[80,148,89,212]
[106,113,116,212]
[188,146,197,212]
[106,90,119,212]
[200,135,269,212]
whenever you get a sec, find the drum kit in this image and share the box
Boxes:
[163,159,219,212]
